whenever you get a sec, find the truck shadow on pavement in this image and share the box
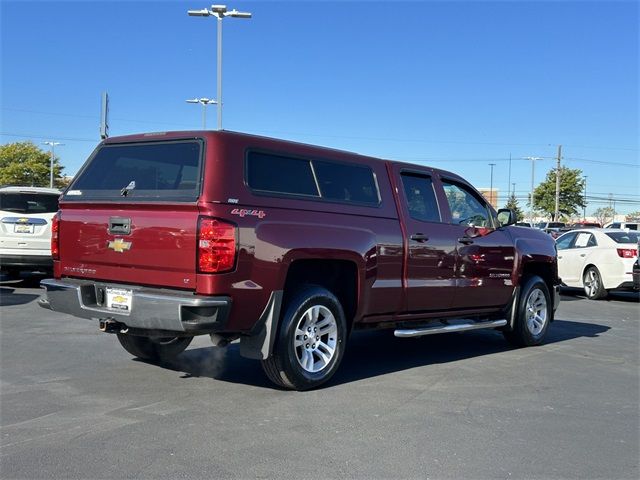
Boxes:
[155,318,609,390]
[0,287,40,307]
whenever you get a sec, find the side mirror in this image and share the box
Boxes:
[497,208,517,227]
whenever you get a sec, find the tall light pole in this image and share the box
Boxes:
[524,156,544,225]
[188,4,252,130]
[42,141,63,188]
[507,153,512,200]
[488,163,496,207]
[186,97,218,129]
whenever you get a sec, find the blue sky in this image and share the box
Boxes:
[1,0,638,216]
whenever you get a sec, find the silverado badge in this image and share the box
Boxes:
[108,238,132,253]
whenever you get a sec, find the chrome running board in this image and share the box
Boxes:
[394,319,508,338]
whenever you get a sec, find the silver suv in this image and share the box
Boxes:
[0,186,60,277]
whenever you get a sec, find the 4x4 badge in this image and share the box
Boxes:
[108,238,132,253]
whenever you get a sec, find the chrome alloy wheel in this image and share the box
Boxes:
[584,269,600,298]
[294,305,338,373]
[525,288,548,336]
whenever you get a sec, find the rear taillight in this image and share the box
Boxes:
[617,248,637,258]
[197,217,236,273]
[51,212,60,260]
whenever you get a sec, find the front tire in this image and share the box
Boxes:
[504,275,551,347]
[261,285,348,391]
[583,266,607,300]
[117,334,193,361]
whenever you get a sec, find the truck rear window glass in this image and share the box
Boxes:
[247,151,380,205]
[64,140,202,202]
[0,193,59,214]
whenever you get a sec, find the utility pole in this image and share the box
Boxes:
[554,145,562,221]
[525,156,544,225]
[512,182,516,197]
[583,176,587,221]
[42,141,64,188]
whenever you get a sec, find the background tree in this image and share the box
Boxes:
[0,141,64,187]
[625,211,640,221]
[532,166,585,220]
[593,207,615,226]
[503,192,524,221]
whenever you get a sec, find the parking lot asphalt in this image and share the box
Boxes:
[1,275,638,479]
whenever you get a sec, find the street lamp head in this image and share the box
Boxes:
[188,8,211,16]
[227,9,251,18]
[211,4,227,13]
[186,97,218,105]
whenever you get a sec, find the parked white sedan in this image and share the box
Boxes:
[556,229,639,299]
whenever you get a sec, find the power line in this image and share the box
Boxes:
[0,132,96,142]
[4,107,638,152]
[564,157,639,168]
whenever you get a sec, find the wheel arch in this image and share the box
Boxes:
[282,258,360,333]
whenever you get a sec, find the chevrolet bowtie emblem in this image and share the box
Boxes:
[107,238,132,253]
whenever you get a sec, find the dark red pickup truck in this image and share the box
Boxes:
[40,131,560,390]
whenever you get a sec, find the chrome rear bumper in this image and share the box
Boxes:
[39,278,231,334]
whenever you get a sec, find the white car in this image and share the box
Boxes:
[556,228,639,299]
[0,186,60,277]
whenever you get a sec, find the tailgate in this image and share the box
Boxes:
[59,204,199,289]
[56,138,205,290]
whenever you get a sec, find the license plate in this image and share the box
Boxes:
[14,224,34,234]
[106,288,133,313]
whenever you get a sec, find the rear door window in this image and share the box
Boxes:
[65,140,203,202]
[400,173,440,222]
[574,232,596,248]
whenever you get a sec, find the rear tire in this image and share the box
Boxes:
[117,334,193,361]
[504,275,551,347]
[583,266,607,300]
[261,285,347,391]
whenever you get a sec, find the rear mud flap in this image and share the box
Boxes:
[239,291,282,360]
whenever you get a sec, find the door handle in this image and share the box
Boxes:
[410,233,429,242]
[580,253,586,257]
[458,237,474,245]
[558,255,563,259]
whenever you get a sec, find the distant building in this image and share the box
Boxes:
[479,188,498,208]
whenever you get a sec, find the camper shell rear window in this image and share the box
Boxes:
[64,140,203,202]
